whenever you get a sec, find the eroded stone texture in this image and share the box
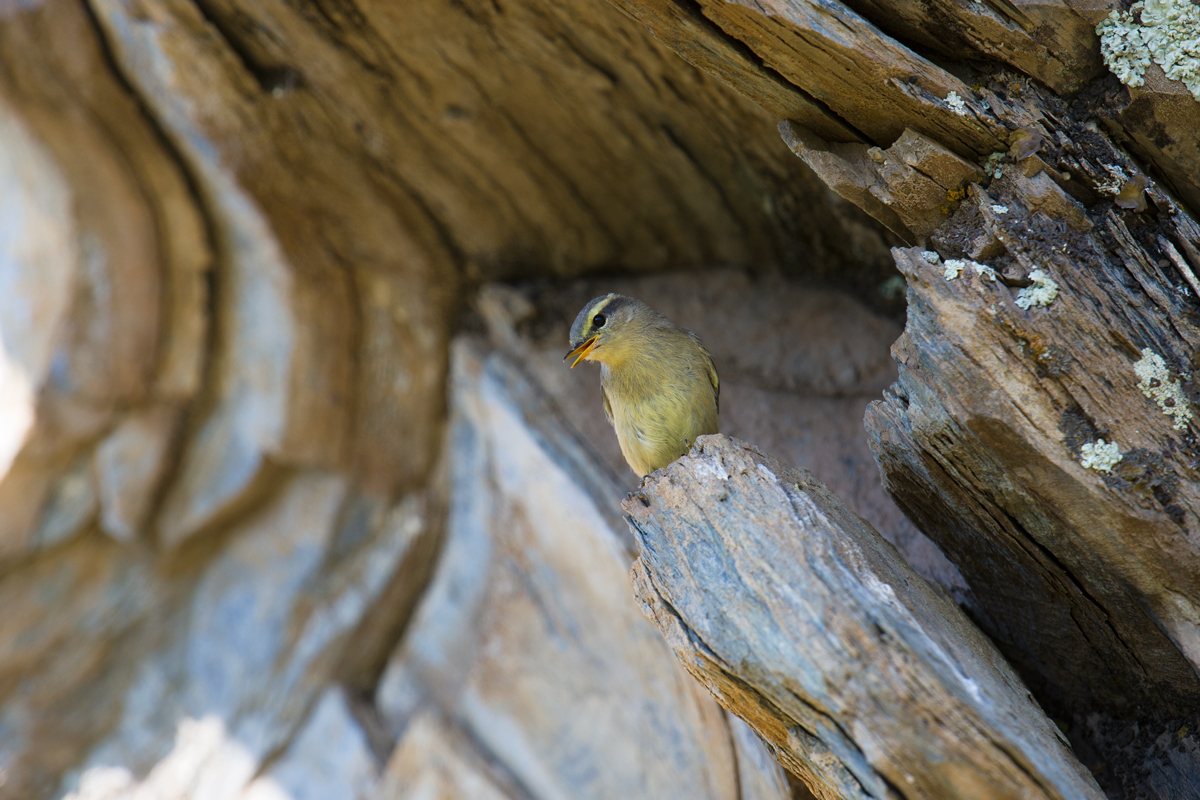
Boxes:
[614,0,1007,157]
[94,407,180,544]
[377,713,520,800]
[1108,64,1200,214]
[612,0,1200,271]
[0,101,80,563]
[0,538,157,800]
[66,0,893,551]
[865,168,1200,720]
[0,0,211,566]
[240,689,379,800]
[626,435,1106,800]
[56,474,423,799]
[842,0,1104,94]
[0,0,906,794]
[0,101,75,483]
[376,340,791,800]
[780,123,986,242]
[476,273,965,592]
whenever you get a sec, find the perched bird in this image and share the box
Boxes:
[564,293,719,477]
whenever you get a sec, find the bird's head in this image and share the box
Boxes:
[564,293,643,368]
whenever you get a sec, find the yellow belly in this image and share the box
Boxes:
[610,391,719,477]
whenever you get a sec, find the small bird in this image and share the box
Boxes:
[564,293,719,477]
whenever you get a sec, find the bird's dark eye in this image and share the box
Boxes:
[592,313,606,329]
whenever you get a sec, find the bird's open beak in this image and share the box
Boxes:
[563,336,599,368]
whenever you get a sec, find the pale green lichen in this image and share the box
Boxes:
[921,250,941,264]
[946,91,969,116]
[970,261,999,281]
[1016,269,1059,308]
[1080,439,1123,472]
[943,259,998,282]
[983,152,1005,180]
[1134,347,1193,429]
[1097,0,1200,102]
[991,204,1009,214]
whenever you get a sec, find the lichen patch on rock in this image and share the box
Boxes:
[942,258,997,282]
[1097,0,1200,101]
[1080,439,1123,472]
[1134,348,1193,429]
[1016,270,1060,309]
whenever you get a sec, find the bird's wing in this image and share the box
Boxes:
[601,384,614,424]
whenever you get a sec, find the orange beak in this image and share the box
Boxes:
[563,336,599,368]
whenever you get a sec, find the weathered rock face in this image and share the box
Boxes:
[54,476,421,800]
[615,0,1200,231]
[0,0,903,795]
[478,273,963,591]
[376,339,791,800]
[0,0,210,566]
[628,435,1106,800]
[13,0,1200,793]
[605,0,1200,796]
[0,238,907,799]
[0,0,894,568]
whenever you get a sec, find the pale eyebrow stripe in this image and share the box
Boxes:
[591,295,626,318]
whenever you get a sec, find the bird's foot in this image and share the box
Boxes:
[626,489,650,507]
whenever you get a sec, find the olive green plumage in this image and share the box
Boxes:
[564,293,719,478]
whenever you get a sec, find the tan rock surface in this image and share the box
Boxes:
[627,435,1106,800]
[13,0,1200,793]
[376,340,791,800]
[0,0,210,569]
[615,0,1007,157]
[0,538,157,799]
[614,0,1200,791]
[1111,63,1200,213]
[58,475,421,800]
[240,689,379,800]
[377,713,521,800]
[94,407,181,544]
[840,0,1104,94]
[0,0,900,794]
[864,174,1200,719]
[478,273,965,591]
